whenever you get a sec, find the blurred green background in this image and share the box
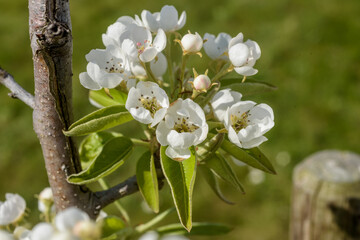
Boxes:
[1,0,359,239]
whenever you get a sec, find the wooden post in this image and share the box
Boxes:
[290,150,360,240]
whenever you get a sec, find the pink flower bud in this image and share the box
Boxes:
[193,74,211,91]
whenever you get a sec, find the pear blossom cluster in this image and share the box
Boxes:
[0,190,189,240]
[79,5,274,161]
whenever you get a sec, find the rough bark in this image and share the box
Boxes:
[290,150,360,240]
[28,0,99,217]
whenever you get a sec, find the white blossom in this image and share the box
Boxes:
[50,232,79,240]
[102,21,166,63]
[80,47,133,90]
[141,5,186,33]
[54,207,90,232]
[38,187,54,213]
[181,32,203,53]
[131,52,168,79]
[0,230,14,240]
[210,89,242,121]
[126,81,169,127]
[228,33,261,76]
[13,226,30,240]
[73,220,101,240]
[30,223,55,240]
[0,193,26,226]
[203,33,231,60]
[224,101,274,149]
[156,98,208,160]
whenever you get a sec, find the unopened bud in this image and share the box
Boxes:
[181,32,203,53]
[73,220,101,240]
[38,187,54,213]
[193,74,211,91]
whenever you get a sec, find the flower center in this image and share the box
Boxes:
[137,40,151,54]
[231,110,250,133]
[137,93,162,118]
[173,117,199,133]
[105,58,124,74]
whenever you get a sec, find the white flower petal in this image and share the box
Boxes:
[228,32,244,49]
[50,232,78,240]
[228,126,241,147]
[165,146,191,161]
[150,52,168,77]
[151,108,167,127]
[122,39,138,60]
[139,231,159,240]
[129,107,153,124]
[167,130,195,149]
[234,66,258,76]
[140,47,158,62]
[242,136,268,149]
[210,89,242,122]
[0,230,14,240]
[229,43,249,67]
[0,194,26,226]
[159,5,178,31]
[156,121,171,146]
[245,39,261,60]
[176,11,187,30]
[55,207,90,232]
[31,223,55,240]
[79,72,101,91]
[141,10,159,32]
[153,29,167,52]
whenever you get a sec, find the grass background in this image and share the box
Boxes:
[0,0,360,239]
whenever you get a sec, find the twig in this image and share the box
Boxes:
[95,176,139,208]
[0,67,35,109]
[95,174,165,209]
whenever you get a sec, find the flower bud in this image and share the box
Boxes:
[73,220,101,240]
[181,32,203,53]
[38,187,54,213]
[193,74,211,91]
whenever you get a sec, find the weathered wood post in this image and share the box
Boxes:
[290,150,360,240]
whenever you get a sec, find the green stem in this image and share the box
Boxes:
[98,178,131,225]
[178,54,189,98]
[135,208,175,233]
[130,138,150,148]
[165,33,175,92]
[211,63,231,82]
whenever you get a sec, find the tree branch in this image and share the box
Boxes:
[95,173,165,209]
[0,67,35,109]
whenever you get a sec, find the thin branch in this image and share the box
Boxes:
[95,176,139,208]
[0,67,35,109]
[95,174,164,209]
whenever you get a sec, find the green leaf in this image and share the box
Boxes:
[220,79,277,96]
[136,151,159,213]
[156,222,233,236]
[203,153,245,193]
[221,139,276,174]
[79,132,121,163]
[199,166,234,205]
[197,133,224,161]
[68,137,133,184]
[100,216,126,238]
[160,146,197,232]
[64,105,133,136]
[89,89,127,107]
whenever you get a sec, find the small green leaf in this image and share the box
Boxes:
[64,105,133,136]
[156,222,233,236]
[136,151,159,213]
[100,216,126,238]
[204,153,245,193]
[160,146,197,232]
[68,137,133,184]
[89,89,127,107]
[199,166,234,205]
[221,139,276,174]
[220,79,277,96]
[79,132,121,163]
[197,133,224,161]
